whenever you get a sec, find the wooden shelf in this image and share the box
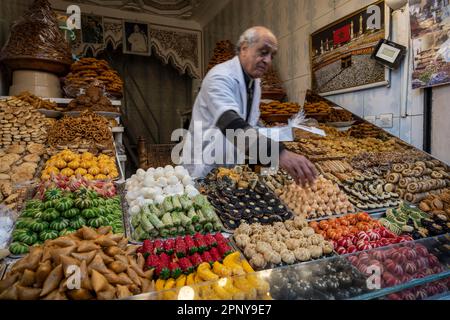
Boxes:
[0,96,122,106]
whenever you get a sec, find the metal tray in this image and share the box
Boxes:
[63,111,121,119]
[37,109,62,118]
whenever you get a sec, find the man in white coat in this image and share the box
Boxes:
[181,26,316,186]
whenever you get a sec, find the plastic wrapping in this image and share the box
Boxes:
[0,0,72,65]
[0,205,19,250]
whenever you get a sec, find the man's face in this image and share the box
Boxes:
[240,32,278,78]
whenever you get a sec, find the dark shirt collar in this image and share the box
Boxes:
[241,64,254,90]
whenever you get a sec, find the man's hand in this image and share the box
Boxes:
[279,150,317,186]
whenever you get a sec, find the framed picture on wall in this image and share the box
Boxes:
[81,14,104,45]
[123,21,151,56]
[310,0,390,96]
[410,0,450,89]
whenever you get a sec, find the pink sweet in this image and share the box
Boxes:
[347,245,358,254]
[391,251,407,264]
[404,261,417,275]
[357,231,370,241]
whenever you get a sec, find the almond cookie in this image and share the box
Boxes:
[2,153,21,166]
[11,171,34,184]
[23,154,41,163]
[0,162,10,173]
[26,143,46,155]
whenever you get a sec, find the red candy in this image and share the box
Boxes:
[371,250,387,262]
[415,257,429,270]
[368,230,381,241]
[357,231,370,241]
[336,247,347,255]
[427,255,440,267]
[347,245,358,254]
[415,288,428,300]
[404,261,417,275]
[391,251,406,264]
[391,264,404,277]
[415,245,429,257]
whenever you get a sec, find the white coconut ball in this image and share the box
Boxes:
[154,195,165,204]
[130,205,141,215]
[157,177,168,188]
[154,167,165,179]
[168,175,179,186]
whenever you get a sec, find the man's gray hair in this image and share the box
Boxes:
[235,27,260,53]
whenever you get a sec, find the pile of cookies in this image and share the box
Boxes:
[385,160,449,203]
[0,143,46,210]
[0,0,72,65]
[207,40,235,72]
[347,123,383,139]
[260,101,300,116]
[67,85,120,113]
[10,92,63,111]
[0,100,49,149]
[234,217,334,270]
[328,108,353,122]
[261,67,285,92]
[303,101,332,114]
[277,176,355,219]
[64,58,123,98]
[46,111,114,156]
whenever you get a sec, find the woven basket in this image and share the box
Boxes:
[143,143,176,169]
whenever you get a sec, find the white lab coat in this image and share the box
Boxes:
[180,56,261,178]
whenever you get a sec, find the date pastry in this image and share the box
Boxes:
[308,245,323,259]
[250,253,267,269]
[280,249,296,265]
[244,245,257,258]
[294,248,311,262]
[309,234,324,246]
[289,230,304,239]
[301,227,315,238]
[256,241,272,254]
[286,239,301,251]
[270,241,287,253]
[263,250,282,265]
[234,234,251,248]
[322,242,334,255]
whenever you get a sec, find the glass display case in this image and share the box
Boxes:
[128,235,450,300]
